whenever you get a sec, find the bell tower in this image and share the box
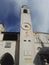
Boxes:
[19,5,35,65]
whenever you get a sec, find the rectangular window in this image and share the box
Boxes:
[5,42,11,48]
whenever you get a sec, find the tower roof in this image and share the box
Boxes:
[21,5,29,9]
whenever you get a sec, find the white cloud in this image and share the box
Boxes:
[29,0,49,33]
[15,0,28,6]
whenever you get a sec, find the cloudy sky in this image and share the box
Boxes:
[0,0,49,33]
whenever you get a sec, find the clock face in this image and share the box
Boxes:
[21,23,31,31]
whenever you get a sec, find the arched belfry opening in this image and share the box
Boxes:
[1,53,14,65]
[23,9,28,13]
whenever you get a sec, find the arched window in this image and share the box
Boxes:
[1,53,14,65]
[23,9,28,13]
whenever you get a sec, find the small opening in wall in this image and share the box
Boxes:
[28,40,31,42]
[23,9,28,13]
[24,40,26,42]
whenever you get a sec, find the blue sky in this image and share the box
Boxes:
[0,0,49,33]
